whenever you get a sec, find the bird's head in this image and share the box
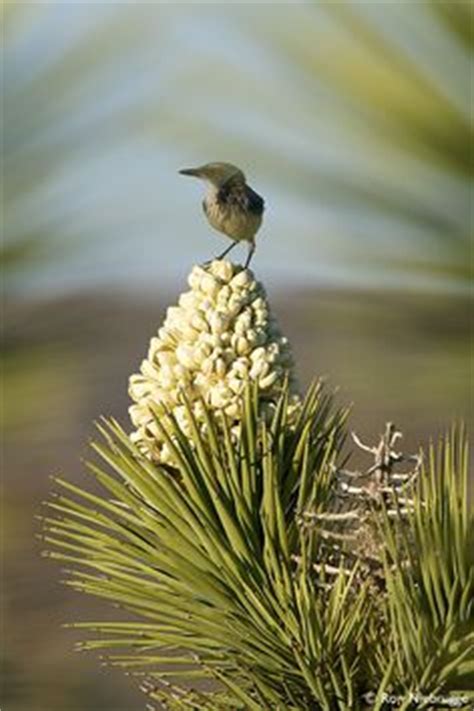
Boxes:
[179,162,245,188]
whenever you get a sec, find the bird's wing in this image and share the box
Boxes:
[217,183,265,215]
[246,186,265,214]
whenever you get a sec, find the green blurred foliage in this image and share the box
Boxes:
[3,2,473,290]
[244,1,472,281]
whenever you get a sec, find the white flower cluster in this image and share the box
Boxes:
[129,260,301,463]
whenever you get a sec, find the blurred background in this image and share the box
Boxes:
[2,2,472,709]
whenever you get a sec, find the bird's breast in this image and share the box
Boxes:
[203,185,264,242]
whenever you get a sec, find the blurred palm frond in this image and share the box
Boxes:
[2,2,157,287]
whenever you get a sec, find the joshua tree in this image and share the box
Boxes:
[43,260,473,710]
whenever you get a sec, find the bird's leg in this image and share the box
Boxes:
[215,240,238,261]
[201,241,238,269]
[244,241,255,268]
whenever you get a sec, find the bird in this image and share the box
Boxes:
[179,162,265,267]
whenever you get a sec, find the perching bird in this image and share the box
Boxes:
[179,162,265,267]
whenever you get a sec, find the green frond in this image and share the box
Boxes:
[43,383,472,709]
[375,427,473,694]
[44,380,355,708]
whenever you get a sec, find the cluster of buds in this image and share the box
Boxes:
[298,423,422,584]
[129,260,301,463]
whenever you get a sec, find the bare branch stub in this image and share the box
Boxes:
[298,422,423,586]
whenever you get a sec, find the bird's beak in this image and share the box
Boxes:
[179,167,202,178]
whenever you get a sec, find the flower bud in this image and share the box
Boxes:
[200,274,219,297]
[128,260,301,463]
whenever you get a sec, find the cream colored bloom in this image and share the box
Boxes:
[129,260,301,463]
